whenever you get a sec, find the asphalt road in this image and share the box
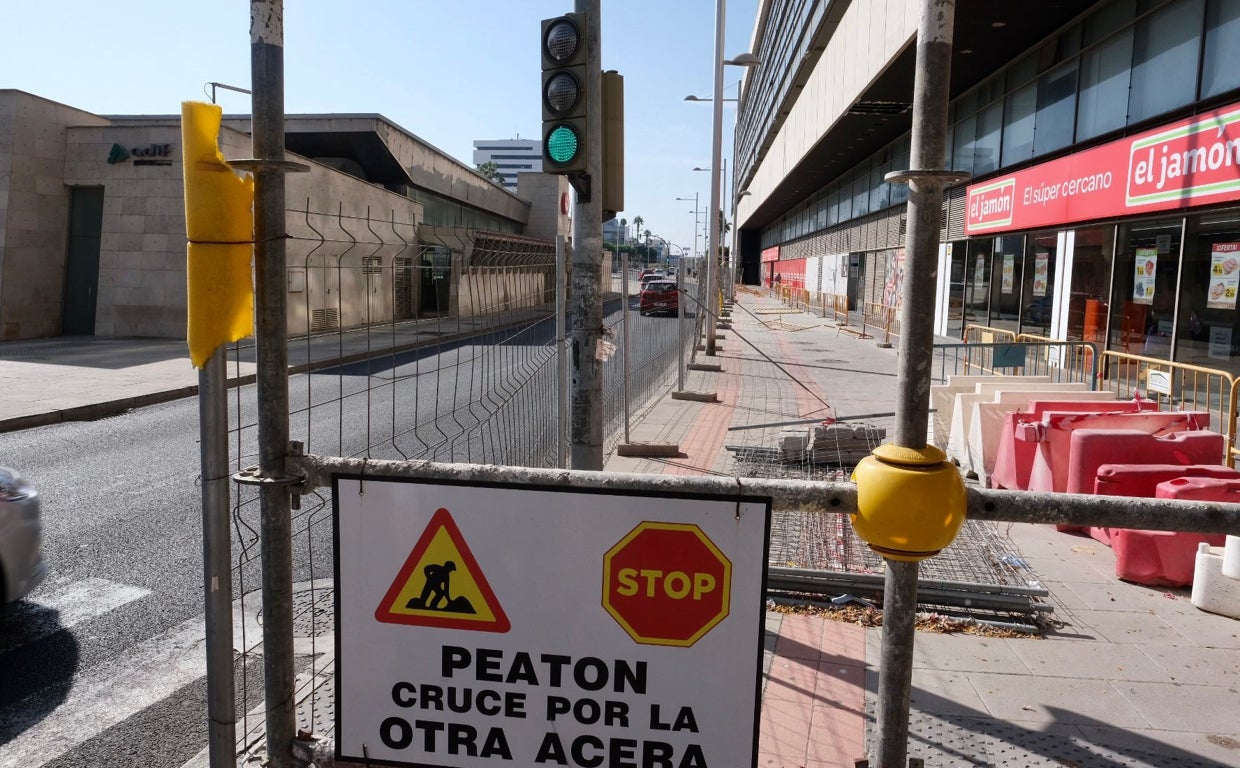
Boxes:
[0,302,688,768]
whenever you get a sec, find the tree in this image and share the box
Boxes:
[632,215,644,244]
[475,161,505,185]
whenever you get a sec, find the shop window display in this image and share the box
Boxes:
[1108,220,1183,359]
[1064,226,1115,344]
[1017,232,1057,337]
[1175,214,1240,375]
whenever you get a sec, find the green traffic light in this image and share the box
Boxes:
[546,124,580,164]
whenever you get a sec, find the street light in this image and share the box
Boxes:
[692,19,761,354]
[675,194,702,259]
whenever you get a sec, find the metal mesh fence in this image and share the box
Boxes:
[218,207,698,749]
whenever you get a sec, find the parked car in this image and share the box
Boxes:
[638,271,666,290]
[0,465,45,606]
[639,280,679,316]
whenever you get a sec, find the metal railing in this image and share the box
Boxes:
[962,324,1018,344]
[934,340,1100,384]
[1098,350,1238,466]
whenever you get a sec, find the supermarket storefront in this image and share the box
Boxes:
[941,98,1240,377]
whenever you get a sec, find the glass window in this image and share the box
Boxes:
[1064,225,1116,344]
[1034,61,1078,156]
[989,236,1026,336]
[1006,53,1038,92]
[1002,83,1036,166]
[1176,213,1240,374]
[870,156,892,211]
[836,182,851,223]
[1128,0,1204,123]
[1108,219,1183,358]
[1019,233,1056,337]
[973,102,1003,176]
[951,113,977,174]
[1084,0,1135,46]
[964,240,993,333]
[1077,29,1133,141]
[890,141,910,206]
[852,166,870,218]
[1202,0,1240,98]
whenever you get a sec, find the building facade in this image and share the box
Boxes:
[472,138,541,191]
[734,0,1240,376]
[0,90,570,341]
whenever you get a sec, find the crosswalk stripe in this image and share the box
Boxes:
[0,614,206,768]
[0,577,151,654]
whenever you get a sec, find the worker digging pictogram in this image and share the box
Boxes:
[375,507,511,632]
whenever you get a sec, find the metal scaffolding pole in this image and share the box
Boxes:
[198,353,234,768]
[249,2,296,765]
[877,0,966,765]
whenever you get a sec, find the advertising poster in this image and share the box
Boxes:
[883,251,905,309]
[973,254,986,287]
[1033,252,1049,297]
[1133,248,1157,305]
[1001,255,1015,294]
[1208,242,1240,310]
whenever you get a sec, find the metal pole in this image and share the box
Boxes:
[570,0,604,470]
[704,0,725,356]
[877,1,960,766]
[198,351,235,768]
[677,250,686,391]
[555,234,568,469]
[250,2,296,765]
[622,248,631,444]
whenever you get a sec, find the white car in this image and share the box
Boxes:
[0,466,45,606]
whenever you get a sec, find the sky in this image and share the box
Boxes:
[0,0,759,255]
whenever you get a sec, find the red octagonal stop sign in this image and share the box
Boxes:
[603,521,732,647]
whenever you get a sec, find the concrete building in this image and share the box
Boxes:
[0,90,570,341]
[472,138,541,191]
[734,0,1240,376]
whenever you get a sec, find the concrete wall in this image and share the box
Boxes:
[737,0,918,229]
[0,90,109,339]
[518,172,571,242]
[285,156,422,336]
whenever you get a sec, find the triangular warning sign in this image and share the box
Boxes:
[375,507,510,633]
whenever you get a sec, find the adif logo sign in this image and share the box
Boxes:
[106,144,129,164]
[107,142,174,166]
[966,178,1015,231]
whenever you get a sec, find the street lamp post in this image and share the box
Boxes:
[675,194,701,259]
[687,0,760,355]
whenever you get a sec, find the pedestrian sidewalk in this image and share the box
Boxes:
[5,288,1237,766]
[606,288,1240,767]
[0,306,552,433]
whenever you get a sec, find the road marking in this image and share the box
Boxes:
[0,578,151,654]
[0,614,207,768]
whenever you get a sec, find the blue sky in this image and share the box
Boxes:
[1,0,758,253]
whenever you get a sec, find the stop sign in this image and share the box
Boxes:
[603,521,732,647]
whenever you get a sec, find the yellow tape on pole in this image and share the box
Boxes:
[181,101,254,368]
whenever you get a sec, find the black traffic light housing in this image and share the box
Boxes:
[541,13,589,175]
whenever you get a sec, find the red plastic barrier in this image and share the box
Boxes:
[1066,428,1223,496]
[1090,464,1240,544]
[1104,477,1238,587]
[1026,411,1211,496]
[991,400,1147,491]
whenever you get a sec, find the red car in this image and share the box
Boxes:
[639,280,679,316]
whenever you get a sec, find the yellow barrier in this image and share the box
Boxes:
[962,324,1017,344]
[1097,350,1237,466]
[863,302,899,346]
[1016,332,1097,383]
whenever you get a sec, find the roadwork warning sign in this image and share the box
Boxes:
[375,506,510,632]
[333,476,770,768]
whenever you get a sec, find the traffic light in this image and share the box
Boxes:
[541,13,588,174]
